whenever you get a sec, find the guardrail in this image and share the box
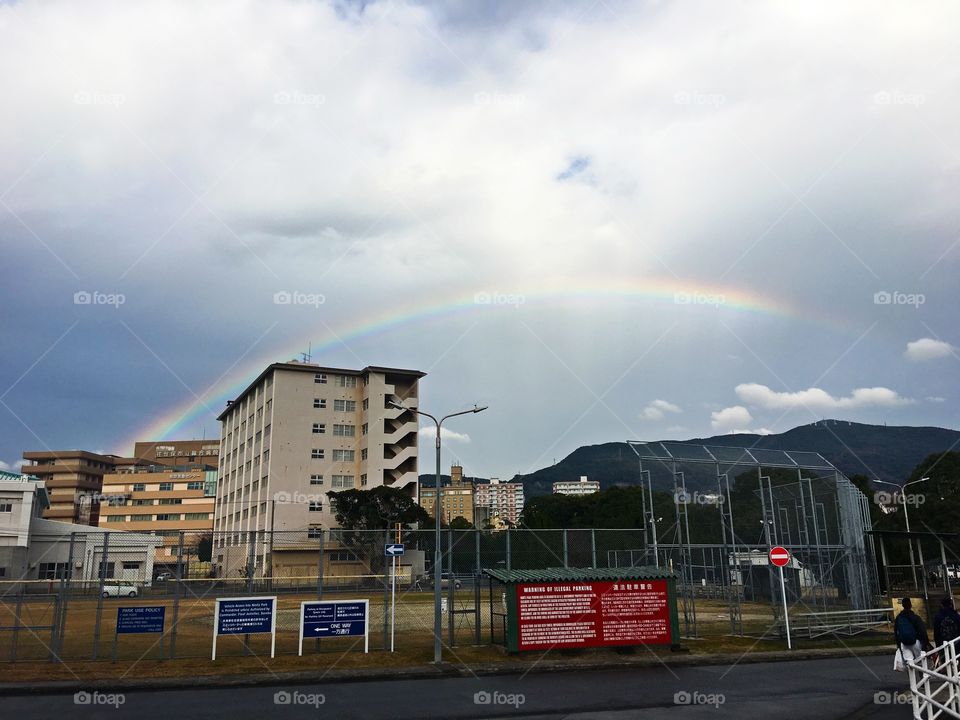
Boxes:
[794,608,893,638]
[907,635,960,719]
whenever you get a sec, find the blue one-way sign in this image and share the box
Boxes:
[299,599,369,654]
[385,543,405,556]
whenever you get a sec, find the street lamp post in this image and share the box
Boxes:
[875,477,928,590]
[388,399,487,664]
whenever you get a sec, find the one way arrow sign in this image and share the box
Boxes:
[384,543,405,557]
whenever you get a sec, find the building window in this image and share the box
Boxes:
[312,448,325,459]
[331,474,355,489]
[334,399,356,412]
[310,475,324,485]
[37,562,69,579]
[333,424,355,437]
[158,498,183,505]
[159,482,174,491]
[333,449,355,462]
[308,500,323,512]
[132,483,145,492]
[98,562,116,580]
[315,373,327,384]
[362,423,368,435]
[0,502,12,513]
[361,448,368,461]
[362,398,369,411]
[307,527,323,539]
[360,473,368,486]
[187,481,203,490]
[312,423,326,434]
[133,499,153,506]
[104,515,127,522]
[336,375,357,388]
[155,514,181,521]
[122,561,141,571]
[314,398,326,409]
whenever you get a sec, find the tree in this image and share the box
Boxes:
[327,486,431,572]
[194,532,213,563]
[448,516,474,530]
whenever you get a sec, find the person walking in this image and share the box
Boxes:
[894,597,931,698]
[933,596,960,647]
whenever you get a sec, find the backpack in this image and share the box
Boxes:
[941,611,960,643]
[896,612,917,646]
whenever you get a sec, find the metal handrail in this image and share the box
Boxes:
[907,634,960,719]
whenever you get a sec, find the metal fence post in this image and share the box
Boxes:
[92,531,110,659]
[315,530,325,652]
[11,587,23,662]
[51,531,77,661]
[317,530,325,600]
[170,532,184,660]
[448,528,455,648]
[563,529,569,568]
[474,529,481,645]
[505,529,511,572]
[591,529,597,568]
[246,530,256,594]
[243,531,255,655]
[383,528,390,650]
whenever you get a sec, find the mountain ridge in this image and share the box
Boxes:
[510,420,960,497]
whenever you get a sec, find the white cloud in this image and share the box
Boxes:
[906,338,954,361]
[735,383,913,411]
[927,396,946,403]
[641,399,682,420]
[0,460,24,473]
[711,405,754,432]
[419,427,471,443]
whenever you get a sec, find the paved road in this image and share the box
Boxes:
[5,655,913,719]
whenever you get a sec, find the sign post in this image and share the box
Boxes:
[769,546,792,650]
[385,541,404,652]
[298,599,369,655]
[113,606,166,662]
[212,596,276,661]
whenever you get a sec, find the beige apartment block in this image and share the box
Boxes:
[21,451,152,526]
[133,440,220,467]
[212,362,423,577]
[419,464,476,525]
[475,477,525,526]
[97,464,217,568]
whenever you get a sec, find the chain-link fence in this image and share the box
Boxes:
[0,528,645,663]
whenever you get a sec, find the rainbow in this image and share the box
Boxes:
[118,276,827,453]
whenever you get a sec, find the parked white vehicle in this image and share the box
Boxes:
[101,584,138,598]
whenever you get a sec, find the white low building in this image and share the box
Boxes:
[0,471,161,591]
[552,476,601,496]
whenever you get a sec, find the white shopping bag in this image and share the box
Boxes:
[894,649,905,672]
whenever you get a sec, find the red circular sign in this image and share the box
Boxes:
[769,546,791,567]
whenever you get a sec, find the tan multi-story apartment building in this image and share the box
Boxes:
[552,476,601,496]
[97,463,217,568]
[20,451,151,525]
[133,440,220,467]
[420,464,476,525]
[475,477,525,526]
[212,362,423,576]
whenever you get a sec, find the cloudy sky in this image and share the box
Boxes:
[1,0,958,479]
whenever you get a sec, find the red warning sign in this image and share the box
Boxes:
[515,580,672,651]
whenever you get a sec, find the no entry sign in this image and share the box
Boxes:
[769,546,791,568]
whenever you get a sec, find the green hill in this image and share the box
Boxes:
[513,420,960,497]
